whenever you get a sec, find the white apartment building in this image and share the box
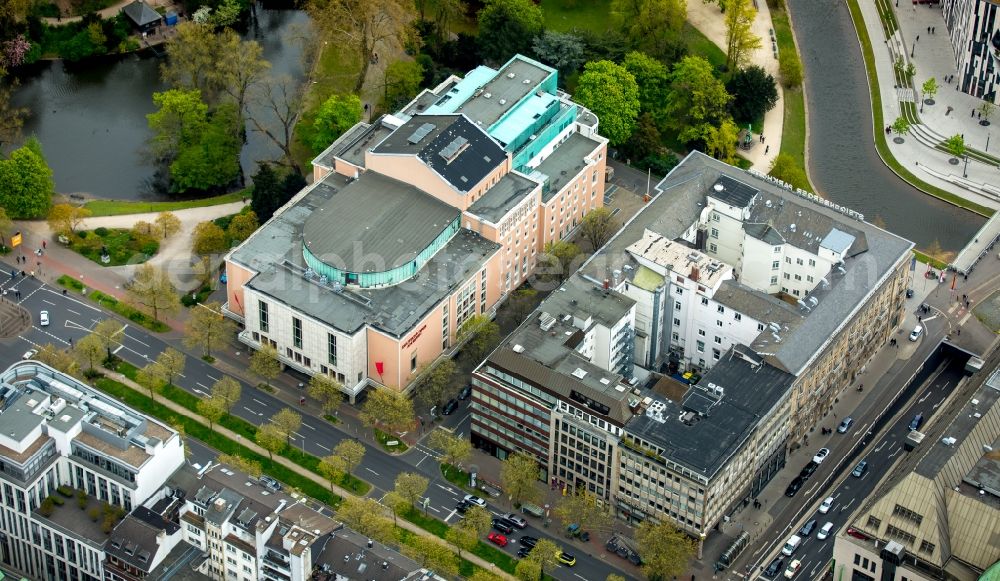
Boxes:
[0,361,184,581]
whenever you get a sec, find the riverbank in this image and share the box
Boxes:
[78,190,246,216]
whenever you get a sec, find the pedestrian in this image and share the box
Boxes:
[916,35,919,42]
[933,27,935,34]
[765,145,770,154]
[918,315,922,322]
[927,26,930,33]
[42,240,46,249]
[68,337,73,346]
[957,328,961,336]
[973,109,977,117]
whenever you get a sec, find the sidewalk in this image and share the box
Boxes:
[104,365,518,581]
[686,0,784,172]
[857,0,1000,210]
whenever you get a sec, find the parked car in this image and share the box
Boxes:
[799,462,818,479]
[838,416,855,433]
[454,500,470,514]
[799,519,817,537]
[785,477,804,497]
[817,522,835,540]
[781,535,802,556]
[259,476,282,491]
[763,557,784,579]
[463,494,487,508]
[784,559,802,579]
[908,412,924,431]
[487,532,508,547]
[458,384,472,400]
[22,349,37,360]
[442,399,459,415]
[516,546,533,558]
[556,551,577,566]
[503,513,527,528]
[909,325,924,341]
[819,496,834,514]
[492,518,515,534]
[519,536,538,549]
[852,460,869,478]
[39,310,49,326]
[812,448,830,464]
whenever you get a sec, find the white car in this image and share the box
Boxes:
[784,559,802,579]
[39,311,49,326]
[817,522,835,540]
[812,448,830,464]
[463,494,487,508]
[819,496,834,514]
[22,349,38,360]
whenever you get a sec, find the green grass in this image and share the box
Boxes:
[913,250,947,270]
[540,0,611,33]
[82,191,246,217]
[65,228,158,267]
[845,0,994,219]
[374,428,409,453]
[682,23,728,71]
[768,4,813,191]
[57,275,170,332]
[441,463,474,493]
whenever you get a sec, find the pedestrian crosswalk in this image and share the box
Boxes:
[897,88,915,102]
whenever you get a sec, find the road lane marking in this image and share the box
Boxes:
[207,374,221,382]
[573,574,590,581]
[302,423,315,430]
[196,382,210,390]
[66,308,81,316]
[253,398,267,406]
[42,299,55,305]
[365,468,379,476]
[125,334,150,348]
[427,505,440,513]
[934,397,945,409]
[243,406,263,416]
[316,443,331,451]
[416,455,427,467]
[292,432,304,439]
[444,509,458,522]
[193,388,207,396]
[436,484,458,496]
[113,345,124,354]
[842,498,856,511]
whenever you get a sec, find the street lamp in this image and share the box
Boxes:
[963,154,970,178]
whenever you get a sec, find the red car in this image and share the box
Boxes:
[487,532,508,547]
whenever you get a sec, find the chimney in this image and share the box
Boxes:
[603,279,610,290]
[690,266,700,282]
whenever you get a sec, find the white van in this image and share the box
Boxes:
[817,522,834,540]
[781,534,802,556]
[909,325,924,341]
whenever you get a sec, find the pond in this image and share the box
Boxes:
[11,7,310,201]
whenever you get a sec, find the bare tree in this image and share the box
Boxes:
[248,75,305,174]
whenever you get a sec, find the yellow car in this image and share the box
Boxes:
[556,551,577,566]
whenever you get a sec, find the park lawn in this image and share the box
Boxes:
[83,191,246,217]
[541,0,611,33]
[768,3,814,190]
[57,275,170,332]
[65,228,158,267]
[682,23,727,71]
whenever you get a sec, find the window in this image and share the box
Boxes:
[770,276,778,285]
[796,258,804,266]
[411,353,418,372]
[675,287,683,295]
[772,261,780,269]
[714,336,722,344]
[892,504,923,525]
[712,213,720,222]
[675,318,682,326]
[701,297,709,306]
[784,273,791,280]
[758,323,765,331]
[809,259,816,266]
[734,313,741,321]
[716,320,723,327]
[794,274,802,281]
[712,348,721,360]
[292,317,302,349]
[696,341,705,353]
[675,301,682,311]
[327,333,337,366]
[866,515,881,529]
[885,524,916,546]
[698,329,706,336]
[671,332,679,341]
[717,305,725,314]
[258,301,269,333]
[709,243,718,253]
[773,246,781,253]
[807,275,814,283]
[710,228,719,238]
[919,541,935,555]
[786,257,792,264]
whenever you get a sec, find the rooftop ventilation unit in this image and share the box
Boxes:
[512,344,525,353]
[507,72,516,78]
[571,368,587,379]
[439,136,469,163]
[539,312,557,331]
[713,183,724,192]
[499,99,507,105]
[523,79,532,84]
[765,200,773,208]
[484,92,492,99]
[407,123,435,144]
[789,223,797,232]
[808,296,819,307]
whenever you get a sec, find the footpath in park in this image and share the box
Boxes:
[857,0,1000,211]
[686,0,784,172]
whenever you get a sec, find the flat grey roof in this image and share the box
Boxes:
[708,174,759,208]
[916,371,1000,479]
[467,171,538,224]
[533,132,602,202]
[582,152,913,376]
[712,280,803,330]
[302,172,459,271]
[626,346,793,478]
[455,58,552,127]
[0,388,46,441]
[231,173,499,337]
[372,114,505,193]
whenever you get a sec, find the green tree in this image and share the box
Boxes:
[197,396,226,430]
[360,388,414,433]
[332,439,366,476]
[944,134,966,159]
[308,373,344,415]
[921,77,938,102]
[34,343,80,377]
[726,65,778,124]
[216,453,262,477]
[606,576,626,581]
[477,0,545,63]
[636,519,697,580]
[704,116,740,164]
[211,376,242,414]
[554,490,613,534]
[574,60,640,146]
[311,93,362,153]
[161,23,225,99]
[318,454,347,490]
[664,56,732,143]
[383,59,424,111]
[468,572,504,581]
[154,212,182,239]
[0,137,54,218]
[891,115,910,137]
[146,89,208,163]
[271,407,302,446]
[393,472,429,508]
[515,558,542,581]
[540,240,581,282]
[168,103,241,192]
[778,50,802,88]
[250,163,282,222]
[768,153,810,191]
[427,428,472,473]
[401,535,458,578]
[193,221,228,254]
[248,75,306,174]
[136,362,166,400]
[255,422,285,460]
[215,30,270,126]
[463,505,493,537]
[531,31,585,78]
[92,319,125,361]
[336,497,397,543]
[457,314,500,362]
[580,207,616,251]
[0,207,11,246]
[445,525,478,557]
[156,347,185,387]
[73,334,105,372]
[612,0,686,60]
[47,203,91,237]
[980,101,995,124]
[183,301,237,359]
[529,538,561,578]
[226,210,259,242]
[126,263,180,323]
[416,358,456,412]
[500,451,541,505]
[306,0,415,91]
[622,51,669,123]
[249,344,281,390]
[724,0,762,71]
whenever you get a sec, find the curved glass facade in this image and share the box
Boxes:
[303,217,461,289]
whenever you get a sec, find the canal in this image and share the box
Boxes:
[786,0,983,252]
[11,7,309,201]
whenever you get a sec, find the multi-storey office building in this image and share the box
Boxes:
[0,361,184,581]
[833,363,1000,581]
[225,54,608,397]
[942,0,1000,104]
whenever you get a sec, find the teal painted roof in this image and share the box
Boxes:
[490,91,558,147]
[424,66,497,115]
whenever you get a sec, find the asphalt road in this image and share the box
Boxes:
[0,273,628,581]
[749,349,968,581]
